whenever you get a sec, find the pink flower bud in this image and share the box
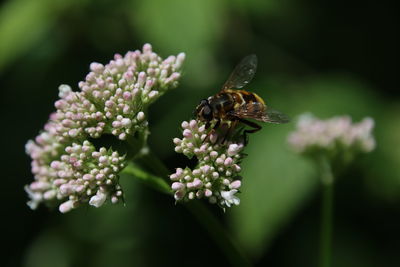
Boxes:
[205,189,213,197]
[189,120,197,129]
[216,158,224,165]
[224,157,233,166]
[137,112,145,121]
[172,182,185,190]
[183,129,192,138]
[192,179,203,188]
[230,180,241,189]
[59,200,76,213]
[181,121,189,128]
[176,168,183,176]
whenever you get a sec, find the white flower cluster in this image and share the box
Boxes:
[288,113,375,157]
[170,120,244,208]
[25,44,185,212]
[53,43,185,142]
[25,140,125,213]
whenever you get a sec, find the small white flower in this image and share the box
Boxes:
[89,190,108,208]
[58,84,72,98]
[24,186,43,210]
[221,190,240,207]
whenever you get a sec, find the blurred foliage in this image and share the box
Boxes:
[366,103,400,200]
[230,74,384,257]
[1,0,399,266]
[130,0,224,88]
[0,0,88,71]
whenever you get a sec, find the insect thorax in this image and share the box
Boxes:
[209,93,235,117]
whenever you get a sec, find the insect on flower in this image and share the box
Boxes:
[195,55,290,143]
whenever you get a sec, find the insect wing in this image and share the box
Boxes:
[228,102,267,122]
[264,108,290,124]
[221,54,258,91]
[228,103,289,124]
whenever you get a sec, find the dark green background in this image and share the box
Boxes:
[1,0,399,266]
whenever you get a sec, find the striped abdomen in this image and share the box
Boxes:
[209,89,266,119]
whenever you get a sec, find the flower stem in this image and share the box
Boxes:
[319,156,334,267]
[126,148,252,267]
[121,162,171,195]
[137,148,171,178]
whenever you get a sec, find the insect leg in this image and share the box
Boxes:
[222,120,238,144]
[213,119,221,131]
[237,118,261,145]
[203,120,220,143]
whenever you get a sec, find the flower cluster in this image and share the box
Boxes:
[170,120,245,208]
[52,43,185,142]
[26,140,125,213]
[288,113,375,159]
[25,44,185,212]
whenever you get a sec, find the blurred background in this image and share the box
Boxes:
[1,0,399,266]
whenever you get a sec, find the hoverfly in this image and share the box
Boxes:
[195,54,289,143]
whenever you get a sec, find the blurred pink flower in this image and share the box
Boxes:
[288,113,375,158]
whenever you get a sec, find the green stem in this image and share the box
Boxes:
[124,149,252,267]
[136,149,171,178]
[125,130,148,160]
[125,132,170,178]
[319,156,334,267]
[121,162,171,195]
